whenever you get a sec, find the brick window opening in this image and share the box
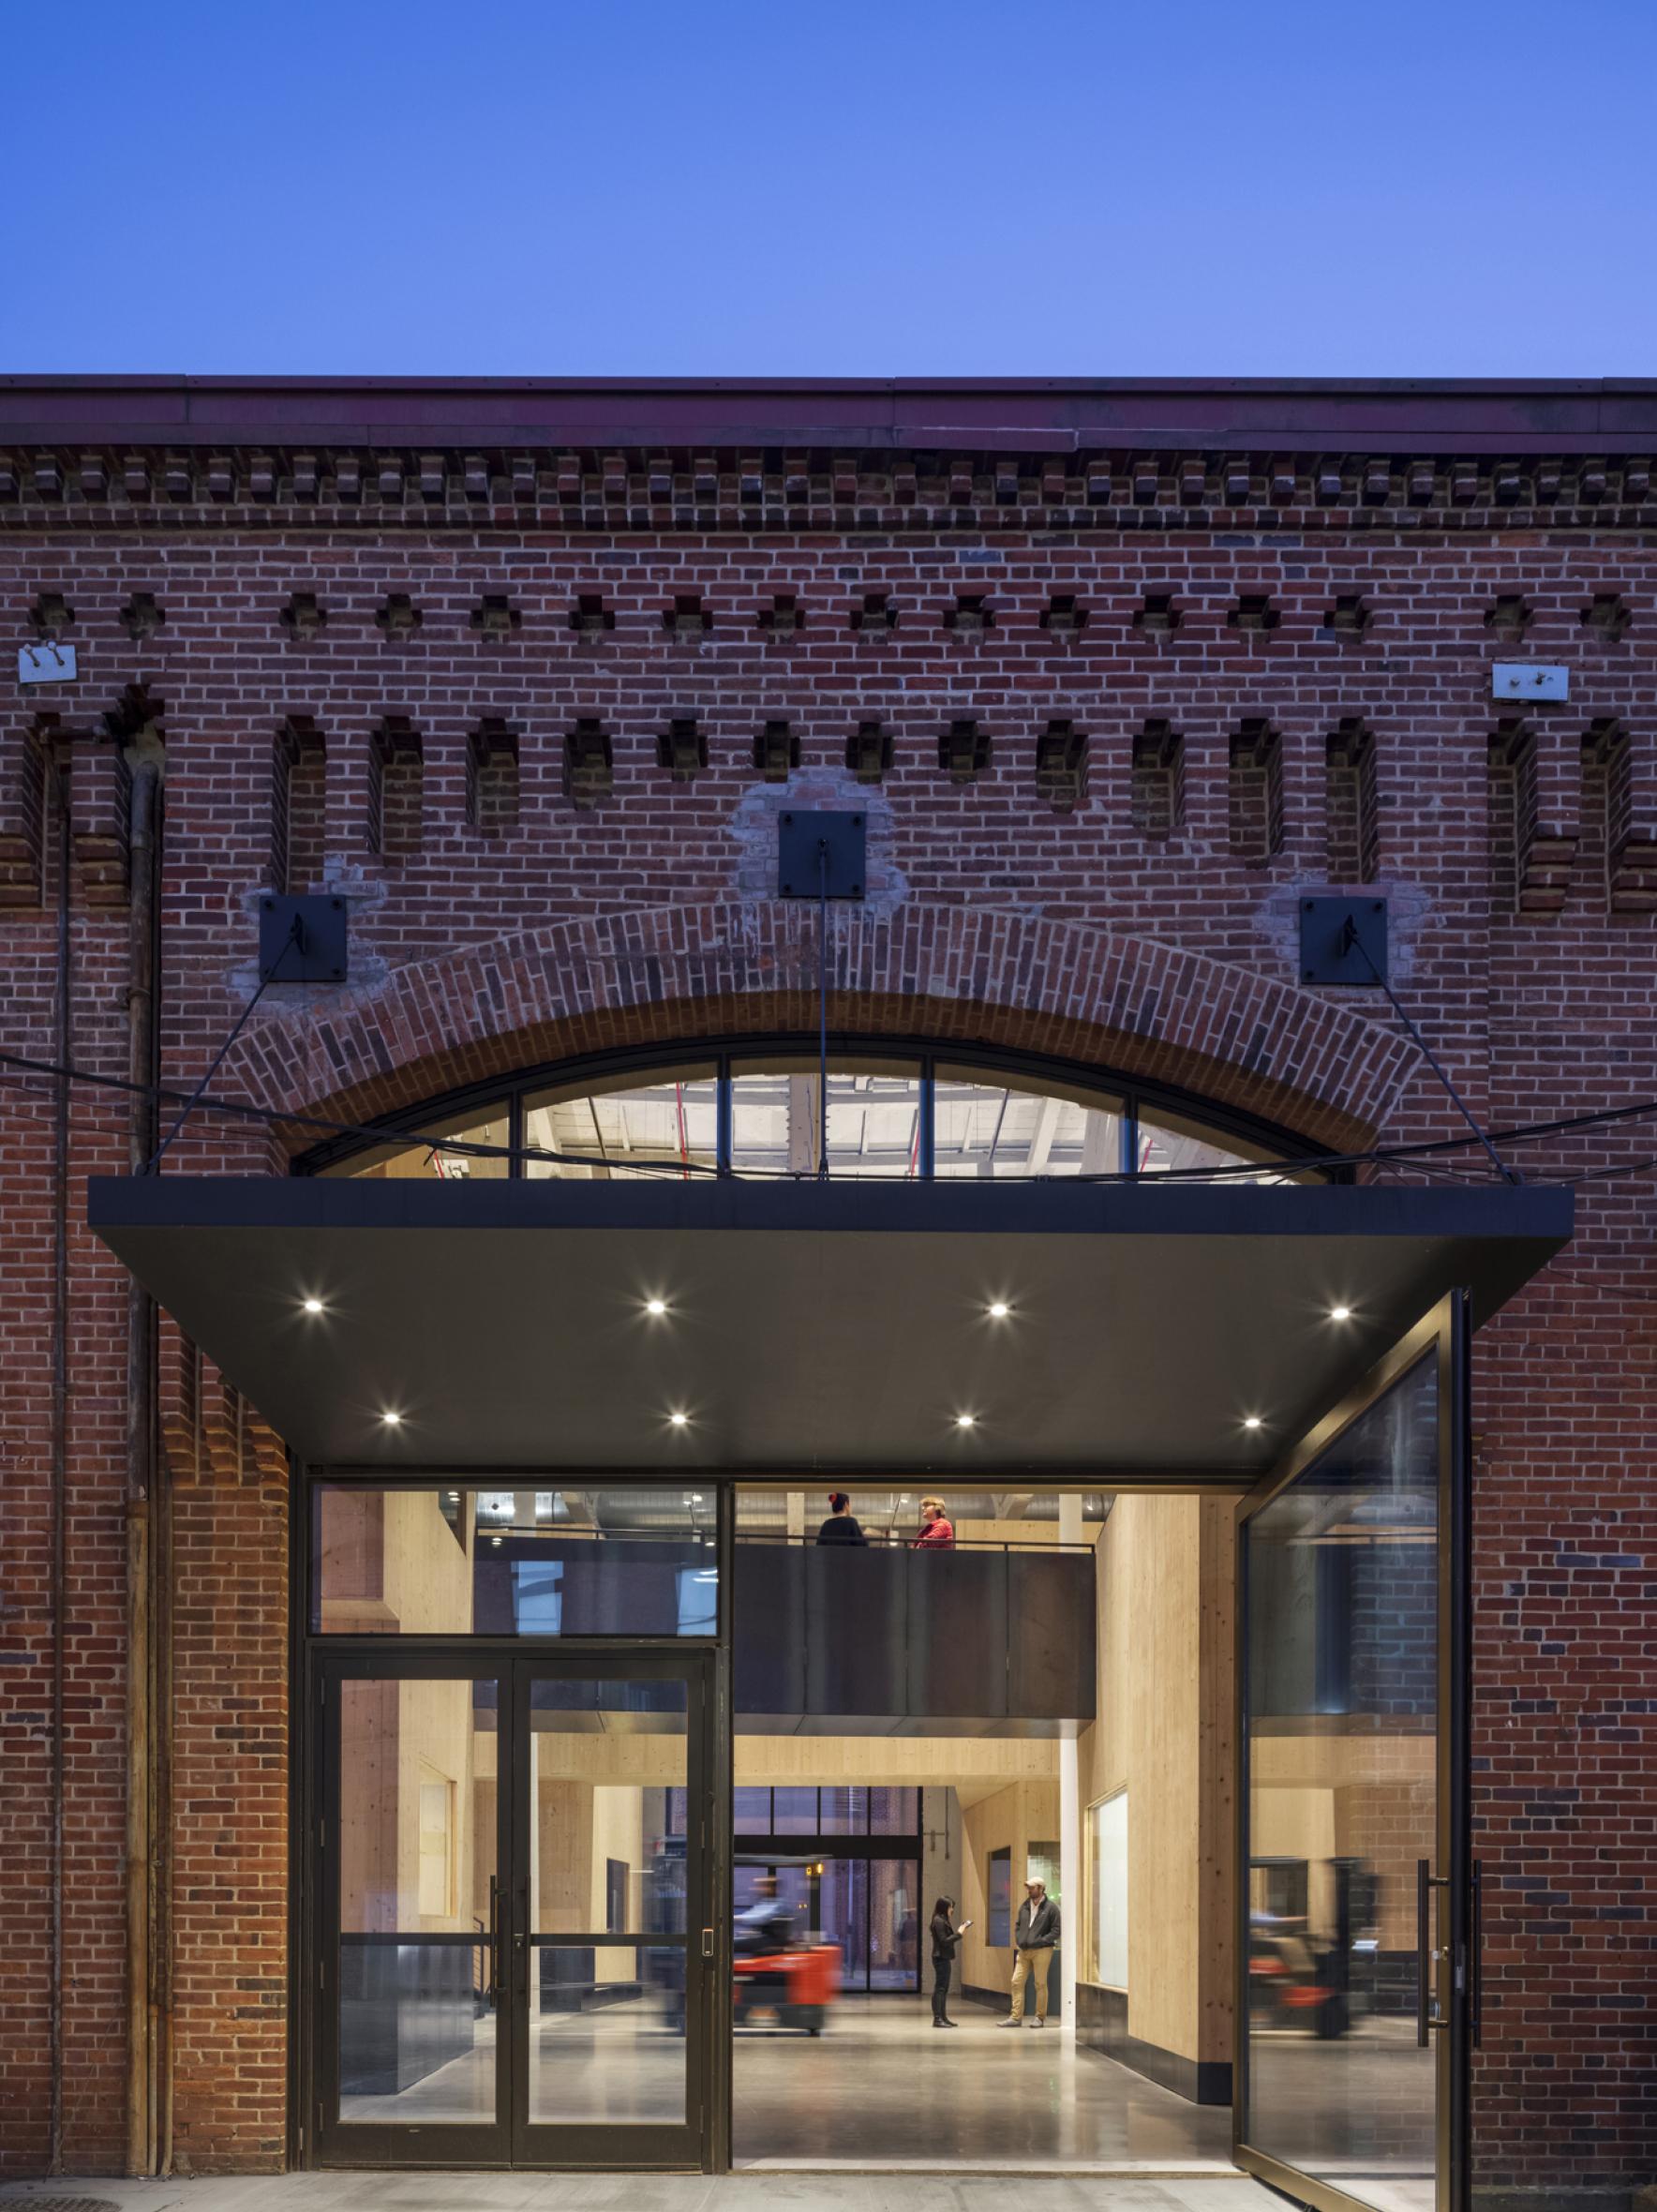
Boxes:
[30,591,74,638]
[754,720,799,782]
[1484,593,1532,638]
[1324,593,1371,637]
[850,591,898,634]
[279,590,325,640]
[943,593,993,635]
[370,719,424,859]
[467,721,519,836]
[1228,593,1281,636]
[0,721,49,907]
[938,719,991,785]
[657,717,708,783]
[471,594,520,640]
[1486,717,1535,912]
[1582,716,1657,912]
[1325,719,1380,883]
[1229,720,1285,863]
[376,593,423,637]
[664,594,709,637]
[1039,593,1087,635]
[571,593,615,635]
[1132,592,1181,635]
[757,593,801,635]
[1035,720,1087,812]
[845,721,893,784]
[273,717,326,891]
[1581,591,1631,641]
[563,719,613,810]
[1130,721,1185,838]
[119,591,164,641]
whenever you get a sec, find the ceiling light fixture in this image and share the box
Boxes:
[956,1412,977,1429]
[381,1411,403,1427]
[1330,1305,1351,1322]
[988,1301,1011,1320]
[669,1411,689,1428]
[1243,1415,1262,1430]
[301,1296,324,1315]
[645,1298,667,1317]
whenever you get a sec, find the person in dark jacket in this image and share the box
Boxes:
[815,1491,869,1545]
[997,1876,1060,2028]
[929,1893,972,2026]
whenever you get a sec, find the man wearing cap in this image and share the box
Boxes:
[997,1874,1060,2029]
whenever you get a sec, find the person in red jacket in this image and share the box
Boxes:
[914,1495,955,1548]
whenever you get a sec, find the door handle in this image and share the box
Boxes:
[1416,1859,1448,2046]
[486,1875,501,2004]
[701,1927,714,1962]
[1470,1859,1484,2049]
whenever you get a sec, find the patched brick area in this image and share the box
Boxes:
[1,382,1654,2191]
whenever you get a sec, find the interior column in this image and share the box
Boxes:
[1059,1490,1082,2030]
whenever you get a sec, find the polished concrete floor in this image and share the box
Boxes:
[0,2178,1284,2212]
[733,1995,1232,2171]
[341,2001,688,2128]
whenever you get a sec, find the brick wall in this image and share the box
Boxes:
[1,421,1653,2189]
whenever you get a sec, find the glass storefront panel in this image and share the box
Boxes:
[336,1674,499,2126]
[526,1677,688,2124]
[522,1069,718,1179]
[1244,1353,1439,2209]
[312,1487,718,1637]
[933,1069,1124,1178]
[729,1061,923,1177]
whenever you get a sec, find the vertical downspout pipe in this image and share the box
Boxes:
[124,754,161,2175]
[48,745,71,2176]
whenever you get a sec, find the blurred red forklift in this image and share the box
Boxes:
[732,1855,843,2035]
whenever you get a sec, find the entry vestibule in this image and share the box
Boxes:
[90,1168,1570,2212]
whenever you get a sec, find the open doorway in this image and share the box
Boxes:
[728,1482,1237,2172]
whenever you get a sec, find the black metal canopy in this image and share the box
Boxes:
[88,1175,1571,1477]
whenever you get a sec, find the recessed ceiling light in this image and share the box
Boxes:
[988,1301,1011,1320]
[447,1491,459,1502]
[381,1411,402,1427]
[956,1413,977,1429]
[669,1411,689,1427]
[1330,1305,1351,1322]
[646,1298,667,1317]
[302,1296,324,1315]
[1243,1415,1262,1430]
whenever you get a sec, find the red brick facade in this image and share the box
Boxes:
[0,381,1652,2194]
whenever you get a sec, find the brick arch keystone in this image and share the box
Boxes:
[223,902,1420,1156]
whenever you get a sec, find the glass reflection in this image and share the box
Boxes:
[1244,1353,1439,2210]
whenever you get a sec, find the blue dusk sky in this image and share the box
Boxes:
[2,0,1653,378]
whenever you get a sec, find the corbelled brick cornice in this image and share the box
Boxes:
[3,376,1656,529]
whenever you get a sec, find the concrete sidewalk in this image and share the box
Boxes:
[0,2170,1287,2212]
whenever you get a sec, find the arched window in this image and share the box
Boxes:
[304,1042,1331,1185]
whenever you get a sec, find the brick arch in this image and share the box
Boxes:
[225,901,1420,1156]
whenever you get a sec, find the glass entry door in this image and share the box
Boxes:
[313,1651,714,2169]
[1236,1293,1472,2212]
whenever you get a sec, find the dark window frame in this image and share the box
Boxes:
[292,1032,1337,1184]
